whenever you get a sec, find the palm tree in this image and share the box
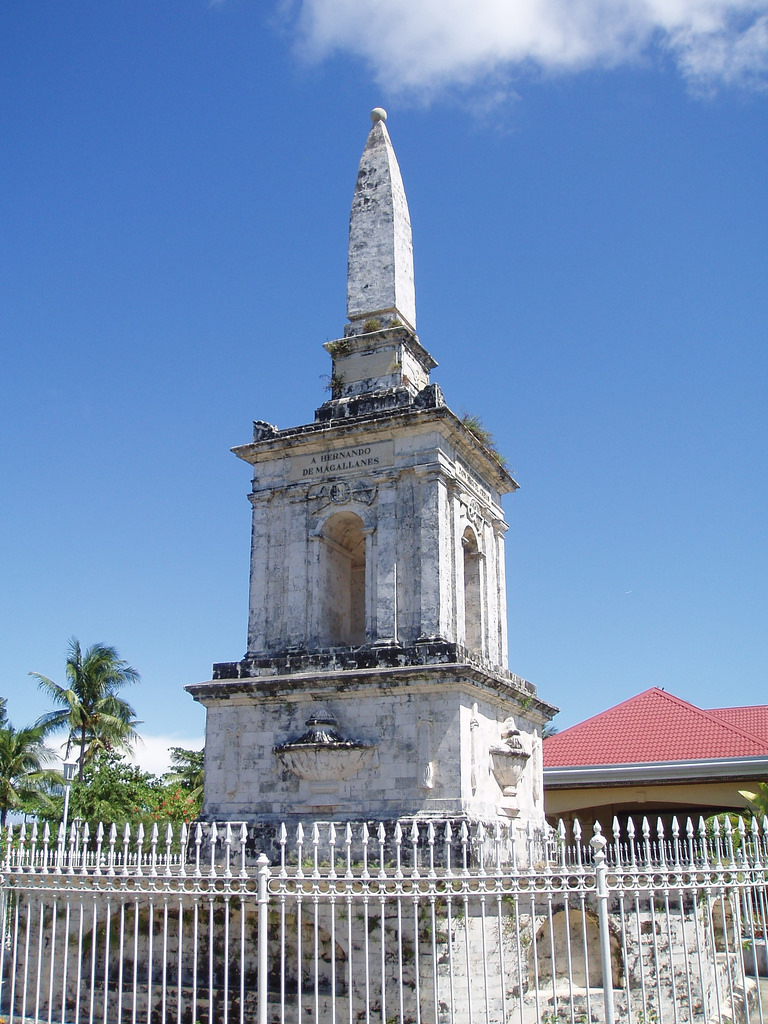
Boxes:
[0,721,59,826]
[163,746,204,801]
[31,638,141,781]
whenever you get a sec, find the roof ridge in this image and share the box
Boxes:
[683,701,768,750]
[544,687,663,741]
[543,687,768,766]
[706,706,768,747]
[709,704,768,713]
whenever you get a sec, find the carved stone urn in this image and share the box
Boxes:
[274,712,374,782]
[489,717,530,803]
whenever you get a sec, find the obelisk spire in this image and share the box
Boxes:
[346,108,416,334]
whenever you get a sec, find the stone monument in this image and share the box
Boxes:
[187,109,557,837]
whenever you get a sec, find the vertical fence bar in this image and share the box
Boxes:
[612,817,634,1024]
[33,895,45,1024]
[0,861,8,1018]
[103,894,113,1024]
[61,891,72,1024]
[88,894,98,1024]
[670,817,694,1021]
[378,823,387,1024]
[257,852,270,1024]
[46,892,58,1024]
[74,892,84,1024]
[131,895,140,1024]
[8,881,21,1024]
[590,825,616,1024]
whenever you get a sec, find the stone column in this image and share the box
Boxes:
[416,469,453,641]
[285,489,310,647]
[373,478,398,642]
[454,493,467,646]
[476,537,488,660]
[493,518,509,666]
[307,531,324,648]
[263,489,289,651]
[480,517,496,662]
[362,527,375,641]
[247,491,273,654]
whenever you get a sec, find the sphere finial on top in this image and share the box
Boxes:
[370,107,387,123]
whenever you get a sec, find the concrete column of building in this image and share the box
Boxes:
[307,531,324,648]
[362,526,376,641]
[247,492,273,654]
[476,531,489,660]
[416,468,453,641]
[285,490,310,647]
[480,517,497,663]
[453,493,467,647]
[493,518,510,666]
[373,478,399,642]
[263,490,290,651]
[446,480,460,644]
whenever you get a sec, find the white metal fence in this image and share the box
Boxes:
[1,814,767,1024]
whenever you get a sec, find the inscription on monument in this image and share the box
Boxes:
[455,457,492,504]
[290,440,394,481]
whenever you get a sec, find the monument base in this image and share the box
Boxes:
[187,645,554,838]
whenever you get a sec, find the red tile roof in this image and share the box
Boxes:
[543,687,768,767]
[707,706,768,745]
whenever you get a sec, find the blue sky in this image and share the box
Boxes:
[1,1,766,772]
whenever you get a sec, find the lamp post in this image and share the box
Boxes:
[62,761,76,836]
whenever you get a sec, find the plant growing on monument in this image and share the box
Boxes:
[326,338,351,358]
[31,638,141,781]
[322,372,346,398]
[460,413,509,470]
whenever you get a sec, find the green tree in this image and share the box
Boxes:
[161,746,204,820]
[0,721,60,827]
[42,751,200,836]
[31,638,141,781]
[164,747,204,796]
[62,750,161,834]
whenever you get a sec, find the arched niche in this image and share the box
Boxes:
[318,510,367,646]
[462,525,482,652]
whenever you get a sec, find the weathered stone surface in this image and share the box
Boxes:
[187,110,558,834]
[210,640,536,682]
[230,405,518,662]
[347,116,416,333]
[325,326,438,402]
[190,665,548,830]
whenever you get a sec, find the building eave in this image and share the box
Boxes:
[544,756,768,789]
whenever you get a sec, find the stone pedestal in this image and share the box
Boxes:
[188,642,551,838]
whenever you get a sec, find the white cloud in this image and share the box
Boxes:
[50,735,203,778]
[286,0,768,94]
[128,734,204,777]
